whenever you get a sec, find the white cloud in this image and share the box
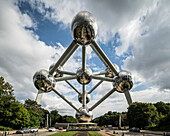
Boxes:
[1,0,170,119]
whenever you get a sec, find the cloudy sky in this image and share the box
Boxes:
[0,0,170,118]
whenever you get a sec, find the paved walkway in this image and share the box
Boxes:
[73,131,90,136]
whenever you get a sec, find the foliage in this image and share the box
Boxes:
[49,131,78,136]
[127,102,159,129]
[92,111,124,127]
[25,99,49,128]
[0,77,30,129]
[0,126,13,131]
[26,106,40,127]
[50,110,61,126]
[59,115,77,123]
[157,111,170,131]
[154,101,170,115]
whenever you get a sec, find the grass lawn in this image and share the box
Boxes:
[88,131,102,136]
[49,131,79,136]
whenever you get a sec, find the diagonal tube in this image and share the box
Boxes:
[124,91,132,105]
[88,80,103,94]
[65,80,81,95]
[89,88,116,111]
[49,40,78,75]
[52,88,79,112]
[35,89,44,104]
[91,40,118,75]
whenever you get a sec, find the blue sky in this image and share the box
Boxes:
[0,0,170,118]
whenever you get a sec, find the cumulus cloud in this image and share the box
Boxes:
[121,0,170,90]
[1,0,170,119]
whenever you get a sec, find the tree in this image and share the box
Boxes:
[50,110,61,126]
[0,77,30,129]
[154,101,170,115]
[25,99,49,127]
[127,102,159,129]
[59,115,77,123]
[158,111,170,130]
[26,107,40,127]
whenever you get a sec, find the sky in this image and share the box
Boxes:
[0,0,170,118]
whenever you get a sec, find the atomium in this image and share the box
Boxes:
[33,11,134,123]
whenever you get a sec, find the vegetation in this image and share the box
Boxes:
[49,131,78,136]
[0,77,30,129]
[127,102,159,129]
[93,101,170,131]
[1,76,170,131]
[88,131,102,136]
[0,126,13,131]
[92,111,127,127]
[0,76,78,129]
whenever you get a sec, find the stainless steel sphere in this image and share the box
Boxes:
[75,107,93,122]
[71,11,97,45]
[78,92,91,104]
[33,70,55,92]
[113,71,133,93]
[105,63,120,78]
[49,63,63,78]
[76,66,92,84]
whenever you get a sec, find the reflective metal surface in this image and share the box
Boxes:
[105,63,119,78]
[34,11,134,123]
[113,71,133,93]
[78,92,91,104]
[71,11,97,45]
[49,63,63,78]
[75,107,93,122]
[33,70,55,92]
[76,66,92,84]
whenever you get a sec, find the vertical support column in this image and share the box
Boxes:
[119,114,121,129]
[82,84,86,108]
[46,114,49,128]
[82,45,86,71]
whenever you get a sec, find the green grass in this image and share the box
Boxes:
[88,131,102,136]
[49,131,79,136]
[0,126,13,131]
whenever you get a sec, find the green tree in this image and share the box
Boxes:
[26,107,39,127]
[158,111,170,130]
[154,101,170,115]
[59,115,77,123]
[50,110,61,126]
[24,99,49,127]
[127,102,159,129]
[0,77,30,129]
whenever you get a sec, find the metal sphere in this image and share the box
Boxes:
[105,63,120,78]
[49,63,63,78]
[71,11,97,45]
[76,67,92,85]
[75,107,93,122]
[33,70,55,92]
[78,92,91,104]
[113,71,133,93]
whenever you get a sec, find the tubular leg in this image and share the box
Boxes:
[89,88,116,111]
[52,88,79,112]
[91,40,118,75]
